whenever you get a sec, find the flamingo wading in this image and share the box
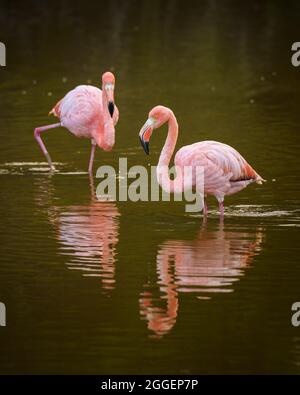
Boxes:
[139,106,265,216]
[34,72,119,173]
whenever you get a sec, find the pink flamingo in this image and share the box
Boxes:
[139,106,265,216]
[34,71,119,173]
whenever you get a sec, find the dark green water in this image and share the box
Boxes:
[0,0,300,374]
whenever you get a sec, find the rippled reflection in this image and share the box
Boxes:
[140,224,264,337]
[57,203,119,293]
[35,176,119,294]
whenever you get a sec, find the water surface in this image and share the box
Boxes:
[0,0,300,374]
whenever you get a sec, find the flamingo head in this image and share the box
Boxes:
[102,71,116,118]
[139,106,170,155]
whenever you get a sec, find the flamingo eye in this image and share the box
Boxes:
[105,83,114,91]
[147,116,157,127]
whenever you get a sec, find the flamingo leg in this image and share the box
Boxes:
[203,197,208,216]
[34,123,61,171]
[88,139,96,174]
[219,200,224,217]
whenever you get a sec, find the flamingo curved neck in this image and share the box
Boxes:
[101,85,110,122]
[157,112,184,194]
[100,84,115,149]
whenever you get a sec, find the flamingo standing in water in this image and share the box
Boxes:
[34,71,119,174]
[139,106,265,216]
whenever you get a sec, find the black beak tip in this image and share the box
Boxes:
[139,136,149,155]
[108,102,114,117]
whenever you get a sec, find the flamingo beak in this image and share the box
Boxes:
[140,137,150,155]
[108,101,115,117]
[105,83,115,118]
[139,118,154,155]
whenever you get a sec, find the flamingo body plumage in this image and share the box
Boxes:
[139,106,265,216]
[50,85,119,150]
[175,140,263,197]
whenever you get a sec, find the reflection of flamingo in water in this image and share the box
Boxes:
[57,202,119,293]
[35,176,119,294]
[140,224,264,337]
